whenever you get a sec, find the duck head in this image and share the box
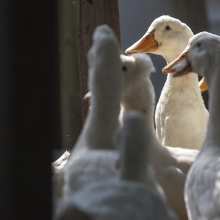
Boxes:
[125,15,193,63]
[162,32,220,92]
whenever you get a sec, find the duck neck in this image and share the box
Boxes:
[122,81,155,133]
[120,127,149,184]
[74,98,121,153]
[166,72,199,90]
[164,53,183,64]
[204,67,220,148]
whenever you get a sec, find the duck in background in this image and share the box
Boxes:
[119,53,198,220]
[54,49,199,220]
[58,111,178,220]
[52,151,70,173]
[125,15,209,150]
[119,53,155,129]
[54,25,198,220]
[164,33,220,220]
[53,24,122,219]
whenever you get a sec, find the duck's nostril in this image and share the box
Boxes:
[122,66,127,71]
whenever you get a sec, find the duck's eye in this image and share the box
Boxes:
[165,26,171,31]
[122,66,127,71]
[197,43,201,47]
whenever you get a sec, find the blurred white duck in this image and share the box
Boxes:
[166,34,220,220]
[53,25,122,219]
[119,53,155,129]
[54,38,198,219]
[118,53,198,220]
[59,111,178,220]
[125,15,209,149]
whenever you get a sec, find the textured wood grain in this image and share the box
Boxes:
[75,0,120,121]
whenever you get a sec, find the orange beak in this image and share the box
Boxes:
[162,47,191,75]
[162,47,208,92]
[125,30,158,55]
[199,77,208,92]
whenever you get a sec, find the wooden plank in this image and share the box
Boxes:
[75,0,120,121]
[0,1,15,218]
[58,0,82,150]
[0,1,60,219]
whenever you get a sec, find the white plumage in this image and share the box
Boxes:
[117,53,198,220]
[167,33,220,220]
[67,111,178,220]
[53,25,200,220]
[119,53,155,130]
[125,15,209,150]
[53,25,122,219]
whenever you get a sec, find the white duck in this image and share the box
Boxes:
[59,111,178,220]
[125,15,209,149]
[165,34,220,220]
[119,53,198,220]
[53,24,122,219]
[119,53,155,128]
[54,36,197,219]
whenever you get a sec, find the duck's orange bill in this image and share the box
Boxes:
[199,77,208,92]
[125,30,158,55]
[162,47,191,74]
[162,47,208,92]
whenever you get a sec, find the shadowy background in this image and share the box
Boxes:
[1,1,220,219]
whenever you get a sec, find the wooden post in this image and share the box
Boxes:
[0,1,60,219]
[0,1,15,218]
[58,0,82,150]
[75,0,120,121]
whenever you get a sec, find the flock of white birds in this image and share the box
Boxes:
[53,15,220,220]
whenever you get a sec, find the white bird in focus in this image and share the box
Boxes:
[166,33,220,220]
[125,15,209,150]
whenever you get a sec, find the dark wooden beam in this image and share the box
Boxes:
[75,0,120,121]
[0,1,60,219]
[58,0,82,150]
[0,1,15,218]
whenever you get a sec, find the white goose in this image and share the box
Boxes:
[121,54,198,220]
[120,53,155,129]
[125,15,209,149]
[165,34,220,220]
[60,111,178,220]
[53,24,122,219]
[119,53,198,220]
[54,33,198,219]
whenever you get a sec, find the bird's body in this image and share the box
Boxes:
[156,72,207,149]
[53,25,122,220]
[185,150,220,220]
[71,179,177,220]
[125,15,209,149]
[118,53,198,220]
[185,36,220,220]
[54,27,201,220]
[120,53,155,130]
[62,111,178,220]
[166,34,220,220]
